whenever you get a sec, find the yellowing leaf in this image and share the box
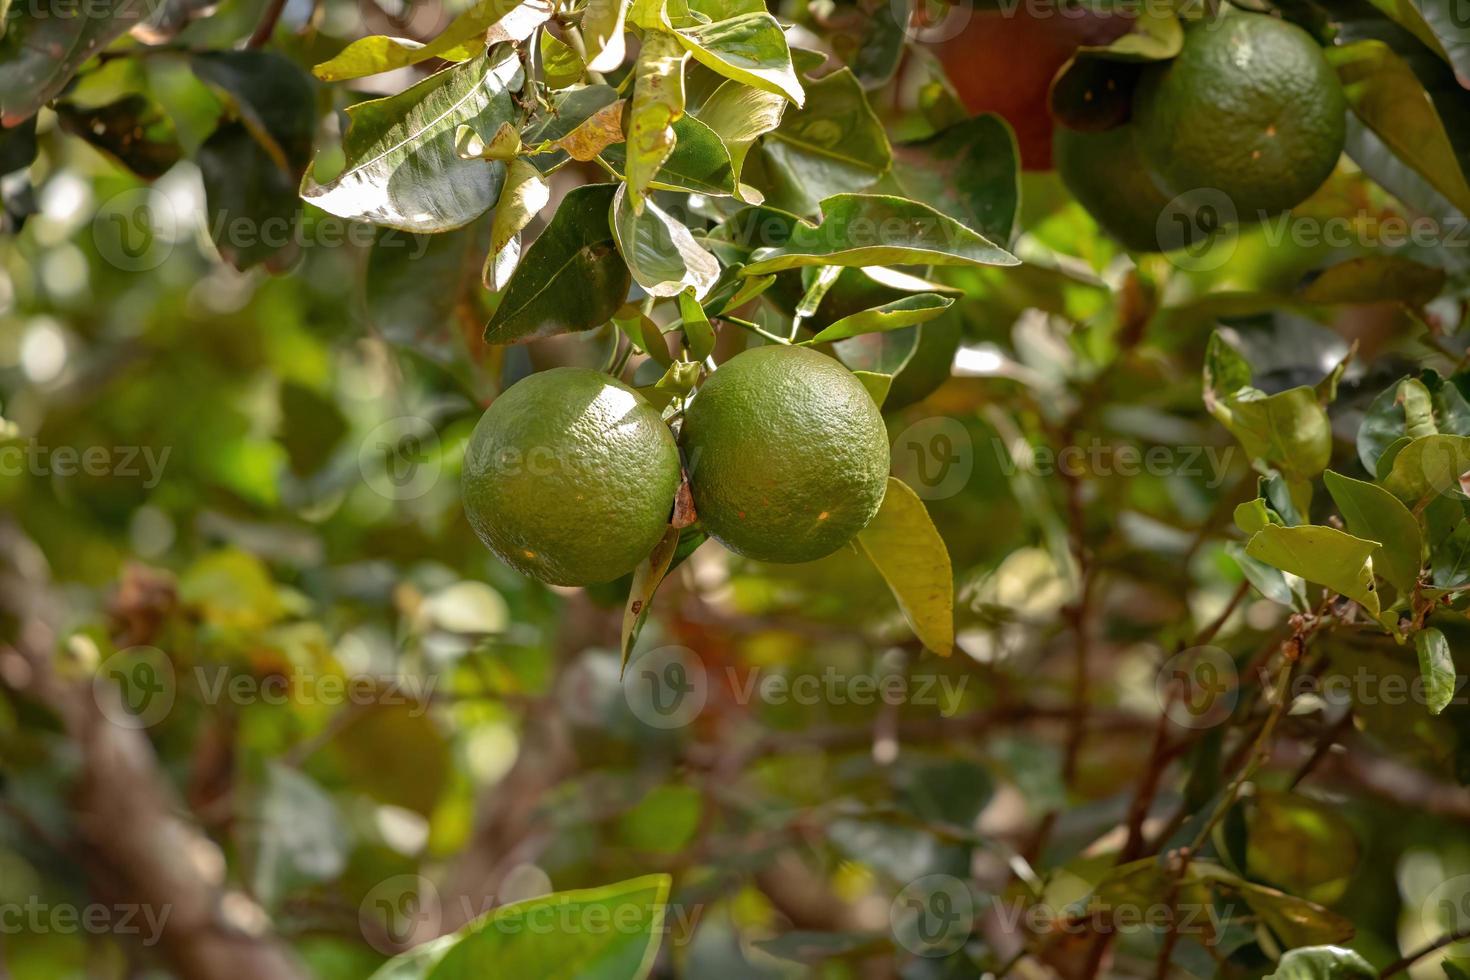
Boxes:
[855,477,954,655]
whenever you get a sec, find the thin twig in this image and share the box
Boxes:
[247,0,289,48]
[1379,925,1470,978]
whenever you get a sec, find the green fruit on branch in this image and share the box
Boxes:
[681,345,890,563]
[1131,11,1346,219]
[462,367,682,587]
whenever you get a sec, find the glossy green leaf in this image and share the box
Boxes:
[1245,524,1382,616]
[741,194,1018,275]
[890,114,1020,245]
[801,294,953,345]
[601,113,737,195]
[1228,541,1309,611]
[755,67,890,215]
[675,12,803,106]
[855,477,954,656]
[627,31,689,208]
[313,0,551,80]
[1204,334,1332,484]
[852,370,892,407]
[1417,627,1458,715]
[1324,470,1423,594]
[541,31,586,89]
[485,157,551,291]
[677,288,714,360]
[524,87,625,168]
[1299,255,1447,307]
[692,78,785,190]
[1265,946,1375,980]
[1358,373,1470,474]
[610,182,720,298]
[1327,40,1470,217]
[303,52,522,232]
[1380,434,1470,509]
[832,323,919,378]
[1234,498,1274,536]
[485,183,631,343]
[0,0,141,126]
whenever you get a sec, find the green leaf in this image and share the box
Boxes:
[851,370,892,408]
[329,702,449,817]
[303,52,522,232]
[801,294,953,345]
[833,326,919,380]
[1265,946,1374,979]
[1235,881,1356,950]
[601,113,737,195]
[621,524,681,667]
[1246,791,1360,906]
[854,477,954,655]
[1245,524,1382,616]
[692,78,785,191]
[1299,255,1447,308]
[1324,470,1423,594]
[0,115,37,174]
[610,182,721,298]
[889,114,1020,245]
[627,31,690,208]
[741,194,1018,275]
[1327,40,1470,217]
[524,87,625,168]
[1380,433,1470,509]
[55,95,181,180]
[1417,627,1458,715]
[1431,518,1470,588]
[313,0,551,80]
[675,12,803,106]
[615,304,672,366]
[1203,334,1332,484]
[371,875,672,980]
[1228,541,1308,611]
[583,0,632,72]
[247,763,348,907]
[1364,0,1470,86]
[1234,498,1274,536]
[1358,373,1470,474]
[754,67,890,215]
[485,157,552,291]
[0,0,141,126]
[618,785,701,853]
[485,183,631,343]
[541,31,586,89]
[677,288,714,360]
[193,51,316,271]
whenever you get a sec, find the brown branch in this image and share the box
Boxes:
[1379,925,1470,978]
[246,0,288,48]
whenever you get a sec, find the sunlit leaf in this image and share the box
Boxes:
[855,477,954,655]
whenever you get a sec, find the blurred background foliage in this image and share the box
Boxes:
[6,0,1470,976]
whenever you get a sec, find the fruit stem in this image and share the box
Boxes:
[717,315,791,346]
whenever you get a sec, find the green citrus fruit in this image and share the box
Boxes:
[1131,11,1346,219]
[462,367,681,586]
[682,345,889,563]
[1054,123,1189,253]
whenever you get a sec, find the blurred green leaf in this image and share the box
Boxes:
[0,0,141,126]
[619,784,701,853]
[1417,627,1458,715]
[1265,945,1375,979]
[1299,255,1447,307]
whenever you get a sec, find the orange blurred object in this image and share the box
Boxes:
[933,7,1134,169]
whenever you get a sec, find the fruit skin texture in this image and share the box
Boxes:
[1131,12,1346,219]
[1054,123,1181,253]
[462,367,681,587]
[682,345,890,564]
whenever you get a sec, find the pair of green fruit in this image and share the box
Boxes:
[1056,11,1347,252]
[461,345,890,587]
